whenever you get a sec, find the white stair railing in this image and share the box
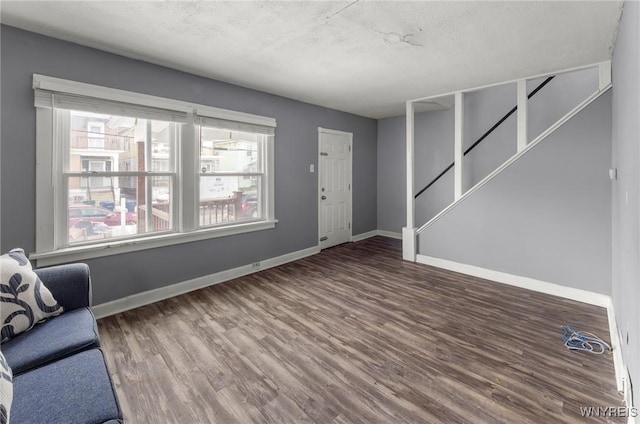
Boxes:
[403,61,612,261]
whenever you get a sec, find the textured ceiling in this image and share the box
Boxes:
[0,1,623,118]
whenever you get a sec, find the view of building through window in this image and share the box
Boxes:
[66,111,264,244]
[198,126,263,227]
[67,110,177,244]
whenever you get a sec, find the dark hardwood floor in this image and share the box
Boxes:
[98,237,623,423]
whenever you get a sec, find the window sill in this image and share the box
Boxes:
[31,219,278,267]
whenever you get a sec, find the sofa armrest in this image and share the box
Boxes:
[34,263,92,311]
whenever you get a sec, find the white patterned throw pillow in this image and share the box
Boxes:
[0,248,64,343]
[0,350,11,424]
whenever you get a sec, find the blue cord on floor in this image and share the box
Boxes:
[561,325,611,354]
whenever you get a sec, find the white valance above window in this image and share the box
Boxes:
[34,89,190,123]
[33,74,277,131]
[196,115,275,135]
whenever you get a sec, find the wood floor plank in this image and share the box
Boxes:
[98,237,624,423]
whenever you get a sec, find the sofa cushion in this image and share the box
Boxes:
[2,308,99,376]
[1,248,63,342]
[0,350,12,424]
[11,349,122,424]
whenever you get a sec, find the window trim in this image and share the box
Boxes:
[30,220,278,267]
[33,74,276,127]
[33,74,277,266]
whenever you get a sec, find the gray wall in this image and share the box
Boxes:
[377,68,600,233]
[0,25,378,304]
[611,0,640,408]
[376,117,406,234]
[415,108,455,226]
[463,67,599,191]
[419,91,612,295]
[463,83,516,190]
[528,67,599,142]
[376,108,455,233]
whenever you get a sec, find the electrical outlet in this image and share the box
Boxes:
[252,262,261,268]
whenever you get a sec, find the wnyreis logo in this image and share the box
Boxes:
[580,406,638,418]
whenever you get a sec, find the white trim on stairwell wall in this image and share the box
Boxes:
[417,253,628,397]
[416,85,612,235]
[603,305,633,422]
[607,303,637,424]
[416,254,611,306]
[92,245,320,319]
[408,61,611,104]
[607,303,626,393]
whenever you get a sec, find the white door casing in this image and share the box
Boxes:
[318,128,352,250]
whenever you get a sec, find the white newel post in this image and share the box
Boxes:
[403,101,417,262]
[402,227,417,262]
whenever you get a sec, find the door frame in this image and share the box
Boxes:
[318,127,353,249]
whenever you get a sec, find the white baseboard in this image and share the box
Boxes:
[417,254,632,408]
[94,231,403,319]
[351,230,378,242]
[416,254,611,307]
[352,230,402,242]
[377,230,402,240]
[611,301,636,424]
[624,372,637,424]
[92,245,320,319]
[607,302,626,393]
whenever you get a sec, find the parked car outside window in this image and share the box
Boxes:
[240,193,258,219]
[68,204,136,228]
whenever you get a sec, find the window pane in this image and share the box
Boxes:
[151,120,173,171]
[199,176,261,226]
[68,110,177,173]
[67,176,173,244]
[200,127,260,173]
[140,175,173,235]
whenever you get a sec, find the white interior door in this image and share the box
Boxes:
[318,128,352,249]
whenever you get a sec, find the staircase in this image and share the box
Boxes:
[402,60,620,402]
[403,61,612,262]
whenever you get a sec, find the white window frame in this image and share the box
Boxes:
[32,74,277,267]
[197,124,270,228]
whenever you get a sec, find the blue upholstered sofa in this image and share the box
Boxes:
[2,263,123,423]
